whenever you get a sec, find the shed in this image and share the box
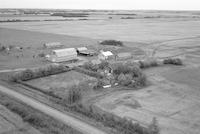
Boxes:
[98,50,114,60]
[43,42,63,49]
[116,52,132,60]
[47,48,77,62]
[77,47,96,56]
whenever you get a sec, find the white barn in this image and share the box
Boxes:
[46,48,77,62]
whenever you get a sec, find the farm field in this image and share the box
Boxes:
[1,17,200,43]
[1,10,200,134]
[0,103,41,134]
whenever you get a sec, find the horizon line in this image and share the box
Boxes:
[0,7,200,12]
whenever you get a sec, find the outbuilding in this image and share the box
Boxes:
[76,47,96,56]
[98,50,114,60]
[46,48,77,62]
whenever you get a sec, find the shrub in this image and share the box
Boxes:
[19,69,34,81]
[10,64,69,82]
[82,61,98,72]
[93,79,104,90]
[100,40,123,46]
[38,53,45,57]
[113,63,147,87]
[73,66,103,78]
[98,61,109,70]
[51,13,89,17]
[148,117,160,134]
[139,59,158,69]
[163,58,183,65]
[66,85,82,105]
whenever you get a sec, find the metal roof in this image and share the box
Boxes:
[100,51,113,56]
[52,48,77,57]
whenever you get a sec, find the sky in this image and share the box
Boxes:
[0,0,200,10]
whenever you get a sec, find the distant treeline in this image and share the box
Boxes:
[0,19,40,23]
[108,13,137,16]
[51,13,89,17]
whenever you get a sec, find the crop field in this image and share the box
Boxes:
[26,70,97,98]
[1,17,200,44]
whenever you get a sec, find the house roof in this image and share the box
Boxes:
[100,51,113,56]
[52,48,77,57]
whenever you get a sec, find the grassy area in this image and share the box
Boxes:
[0,93,82,134]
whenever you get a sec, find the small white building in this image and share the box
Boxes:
[98,50,114,60]
[46,48,77,63]
[43,42,63,49]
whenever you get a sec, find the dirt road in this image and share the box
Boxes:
[0,85,107,134]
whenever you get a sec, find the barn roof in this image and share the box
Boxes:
[77,47,87,52]
[52,48,77,57]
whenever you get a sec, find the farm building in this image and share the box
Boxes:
[98,50,114,60]
[46,48,77,62]
[116,52,132,60]
[76,47,96,56]
[43,42,63,49]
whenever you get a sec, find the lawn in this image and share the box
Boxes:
[26,70,97,98]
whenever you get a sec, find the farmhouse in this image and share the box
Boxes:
[43,42,63,49]
[46,48,77,62]
[98,50,114,60]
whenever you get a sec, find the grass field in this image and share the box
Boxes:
[26,70,97,99]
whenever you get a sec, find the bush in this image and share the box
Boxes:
[112,63,147,87]
[98,61,109,70]
[10,64,69,82]
[100,40,123,46]
[138,59,158,69]
[82,62,98,72]
[148,117,160,134]
[93,79,104,90]
[73,66,103,79]
[163,58,183,65]
[18,69,34,81]
[71,104,158,134]
[66,85,82,105]
[51,13,89,17]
